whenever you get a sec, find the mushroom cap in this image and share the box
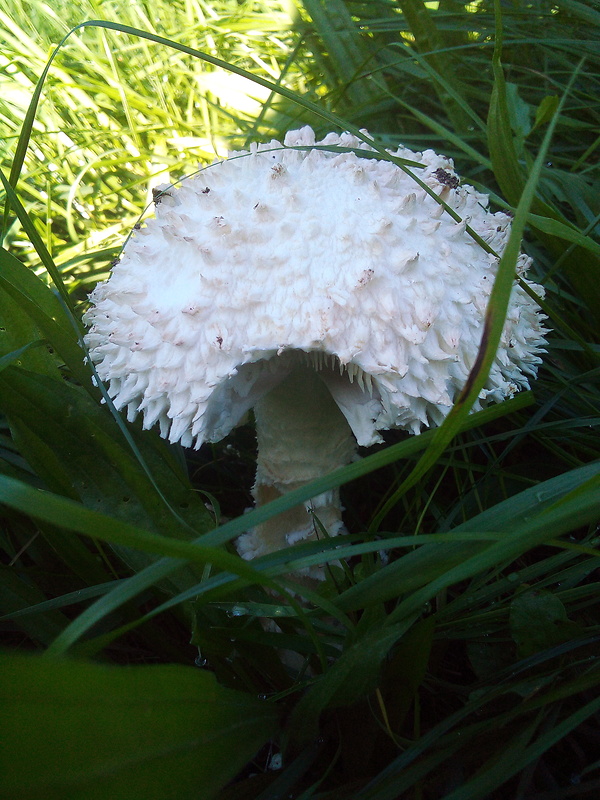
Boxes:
[83,127,548,449]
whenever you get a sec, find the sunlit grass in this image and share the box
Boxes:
[0,0,309,285]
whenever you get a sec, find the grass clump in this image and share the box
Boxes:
[1,1,599,798]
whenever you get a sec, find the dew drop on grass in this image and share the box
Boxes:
[268,753,282,770]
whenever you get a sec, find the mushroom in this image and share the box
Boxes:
[83,127,548,577]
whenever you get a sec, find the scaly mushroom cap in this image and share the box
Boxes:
[83,127,548,448]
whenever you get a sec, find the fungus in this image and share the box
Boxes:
[84,127,548,577]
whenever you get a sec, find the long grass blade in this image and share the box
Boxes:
[369,43,580,532]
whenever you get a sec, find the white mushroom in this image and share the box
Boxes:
[83,126,548,577]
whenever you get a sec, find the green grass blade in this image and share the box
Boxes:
[0,580,124,621]
[36,395,531,652]
[300,0,385,107]
[370,45,578,532]
[0,247,91,386]
[338,461,600,613]
[442,695,600,800]
[0,340,45,372]
[528,212,600,257]
[0,168,79,321]
[0,473,270,580]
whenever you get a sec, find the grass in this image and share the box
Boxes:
[1,0,600,798]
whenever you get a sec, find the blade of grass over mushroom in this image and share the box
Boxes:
[4,16,508,293]
[38,394,533,656]
[369,61,574,533]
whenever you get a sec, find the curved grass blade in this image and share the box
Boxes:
[0,473,275,581]
[7,17,500,259]
[0,580,125,621]
[528,212,600,257]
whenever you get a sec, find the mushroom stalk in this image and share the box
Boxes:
[235,366,356,564]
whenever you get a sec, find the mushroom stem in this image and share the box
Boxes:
[235,365,356,571]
